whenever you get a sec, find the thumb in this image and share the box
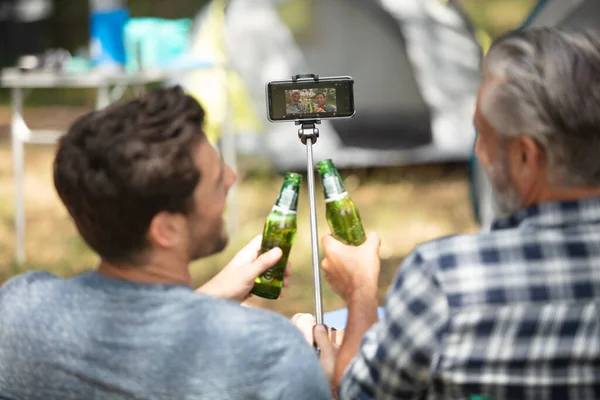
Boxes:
[322,234,344,253]
[250,247,283,276]
[229,235,262,265]
[365,232,381,251]
[313,324,336,360]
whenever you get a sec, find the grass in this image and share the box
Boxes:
[0,108,478,317]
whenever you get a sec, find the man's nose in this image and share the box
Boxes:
[225,165,237,189]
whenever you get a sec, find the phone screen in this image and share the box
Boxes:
[266,77,355,121]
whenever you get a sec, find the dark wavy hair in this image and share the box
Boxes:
[54,85,206,264]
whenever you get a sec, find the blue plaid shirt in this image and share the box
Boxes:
[340,197,600,400]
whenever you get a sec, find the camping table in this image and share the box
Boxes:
[2,67,238,264]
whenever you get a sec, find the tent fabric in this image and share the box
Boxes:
[316,0,434,151]
[176,0,263,145]
[182,0,481,170]
[376,0,480,153]
[522,0,597,29]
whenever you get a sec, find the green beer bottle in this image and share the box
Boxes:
[251,172,301,299]
[317,159,366,246]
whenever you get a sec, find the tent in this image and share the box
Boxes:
[470,0,600,230]
[181,0,482,170]
[522,0,600,29]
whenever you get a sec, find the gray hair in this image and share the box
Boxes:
[481,28,600,186]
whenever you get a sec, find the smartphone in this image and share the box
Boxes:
[266,76,355,122]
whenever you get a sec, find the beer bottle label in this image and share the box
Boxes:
[274,185,298,214]
[325,191,349,203]
[262,267,275,281]
[323,175,348,203]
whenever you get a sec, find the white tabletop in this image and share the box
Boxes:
[0,68,191,89]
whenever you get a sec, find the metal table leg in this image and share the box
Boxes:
[11,87,26,264]
[220,67,238,236]
[96,85,111,110]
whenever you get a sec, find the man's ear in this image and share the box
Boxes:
[147,212,185,249]
[510,135,545,189]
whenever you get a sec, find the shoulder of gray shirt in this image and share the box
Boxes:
[0,270,326,374]
[1,270,306,340]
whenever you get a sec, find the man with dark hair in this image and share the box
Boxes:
[0,86,331,399]
[313,92,336,113]
[297,28,600,399]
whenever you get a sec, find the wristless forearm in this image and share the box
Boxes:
[334,290,379,387]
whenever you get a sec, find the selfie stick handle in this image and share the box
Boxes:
[300,123,323,326]
[292,74,323,327]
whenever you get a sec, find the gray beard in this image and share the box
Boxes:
[485,149,523,218]
[494,184,522,217]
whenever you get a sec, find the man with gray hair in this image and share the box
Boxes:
[296,28,600,399]
[286,90,307,114]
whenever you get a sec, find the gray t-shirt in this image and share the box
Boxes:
[0,271,331,400]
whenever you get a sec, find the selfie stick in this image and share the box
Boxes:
[293,73,324,328]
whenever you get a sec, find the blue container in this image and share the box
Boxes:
[123,18,192,72]
[323,307,386,330]
[90,7,129,68]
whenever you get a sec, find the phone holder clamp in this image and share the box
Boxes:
[292,73,319,82]
[296,120,320,145]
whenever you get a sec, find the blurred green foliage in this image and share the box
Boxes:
[458,0,537,38]
[278,0,314,41]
